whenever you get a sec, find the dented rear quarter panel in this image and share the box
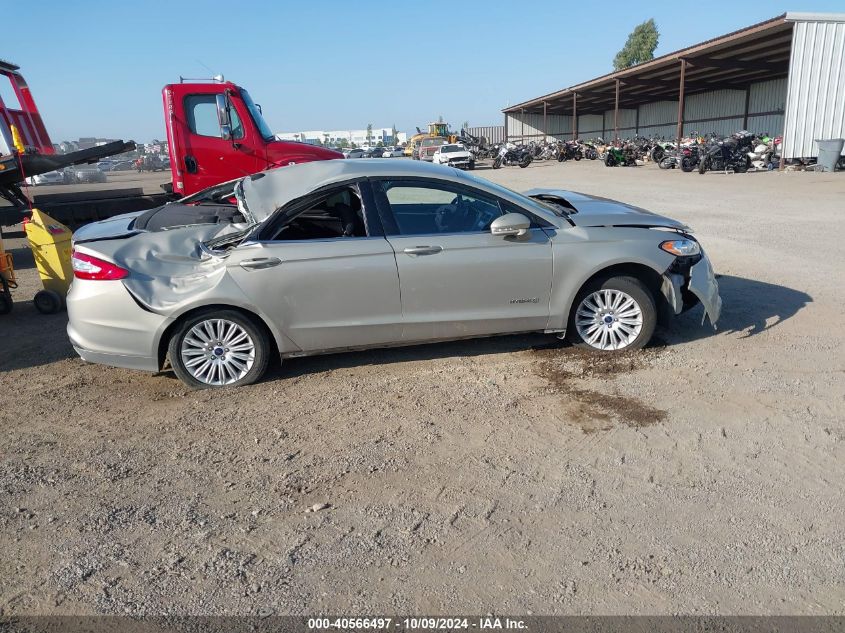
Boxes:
[74,224,299,357]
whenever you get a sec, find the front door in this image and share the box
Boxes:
[177,89,264,194]
[372,179,553,342]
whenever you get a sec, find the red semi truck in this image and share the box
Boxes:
[163,78,340,196]
[1,62,341,226]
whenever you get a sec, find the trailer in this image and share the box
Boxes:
[0,59,165,227]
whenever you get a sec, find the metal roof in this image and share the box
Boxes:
[504,14,796,115]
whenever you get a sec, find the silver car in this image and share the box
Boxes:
[67,160,721,388]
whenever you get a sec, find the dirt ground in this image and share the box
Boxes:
[1,162,843,616]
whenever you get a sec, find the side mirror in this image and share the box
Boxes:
[216,94,232,141]
[490,213,530,237]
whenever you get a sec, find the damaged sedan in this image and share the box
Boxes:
[67,160,721,388]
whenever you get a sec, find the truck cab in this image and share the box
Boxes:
[163,80,342,196]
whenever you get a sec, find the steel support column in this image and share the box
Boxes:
[572,93,578,140]
[521,108,525,143]
[742,87,751,130]
[543,101,547,142]
[614,79,620,145]
[676,59,687,146]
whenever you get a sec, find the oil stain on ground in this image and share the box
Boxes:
[531,344,667,433]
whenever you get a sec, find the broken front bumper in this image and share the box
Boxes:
[660,250,722,327]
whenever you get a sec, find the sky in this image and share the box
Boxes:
[4,0,843,143]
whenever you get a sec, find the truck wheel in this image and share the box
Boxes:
[34,290,63,314]
[567,276,656,352]
[169,309,271,389]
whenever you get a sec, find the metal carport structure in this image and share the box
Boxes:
[503,12,845,161]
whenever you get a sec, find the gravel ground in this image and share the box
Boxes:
[1,161,843,616]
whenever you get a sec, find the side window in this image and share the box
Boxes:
[184,94,243,139]
[266,186,368,241]
[380,181,504,236]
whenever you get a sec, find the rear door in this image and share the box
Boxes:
[226,182,403,352]
[372,178,553,342]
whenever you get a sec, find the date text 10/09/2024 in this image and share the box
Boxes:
[308,617,527,630]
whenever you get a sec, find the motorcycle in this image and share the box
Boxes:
[582,141,598,160]
[493,143,533,169]
[604,143,637,167]
[698,131,754,174]
[557,140,583,162]
[649,140,675,164]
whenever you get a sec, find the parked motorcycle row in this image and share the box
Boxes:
[453,129,790,173]
[645,131,783,173]
[590,131,783,172]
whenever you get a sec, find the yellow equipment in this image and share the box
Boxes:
[0,232,15,314]
[404,121,458,157]
[24,207,74,314]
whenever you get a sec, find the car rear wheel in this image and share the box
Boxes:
[568,276,656,352]
[169,310,270,389]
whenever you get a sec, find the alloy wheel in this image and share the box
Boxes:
[180,318,256,386]
[574,289,643,350]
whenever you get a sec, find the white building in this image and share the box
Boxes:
[276,127,407,147]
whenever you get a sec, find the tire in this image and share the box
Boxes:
[658,157,673,169]
[650,146,665,163]
[567,276,656,352]
[680,157,694,172]
[492,157,502,169]
[168,309,271,389]
[0,291,12,315]
[698,156,709,174]
[468,161,475,170]
[519,156,532,168]
[605,154,617,167]
[557,153,565,162]
[34,289,63,314]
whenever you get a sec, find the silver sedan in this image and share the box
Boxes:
[67,160,721,388]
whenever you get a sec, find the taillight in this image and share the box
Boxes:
[71,251,129,280]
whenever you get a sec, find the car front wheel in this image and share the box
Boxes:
[568,276,656,351]
[169,309,271,388]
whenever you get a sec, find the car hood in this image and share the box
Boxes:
[524,188,691,231]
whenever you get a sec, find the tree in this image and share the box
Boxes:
[391,124,398,144]
[613,19,659,70]
[366,123,373,146]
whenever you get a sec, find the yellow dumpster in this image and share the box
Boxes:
[24,208,74,314]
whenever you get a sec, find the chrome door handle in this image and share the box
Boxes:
[239,257,282,270]
[403,246,443,256]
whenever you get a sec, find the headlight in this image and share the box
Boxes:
[660,239,700,256]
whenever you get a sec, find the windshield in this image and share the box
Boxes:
[442,145,461,153]
[240,89,274,141]
[421,138,446,147]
